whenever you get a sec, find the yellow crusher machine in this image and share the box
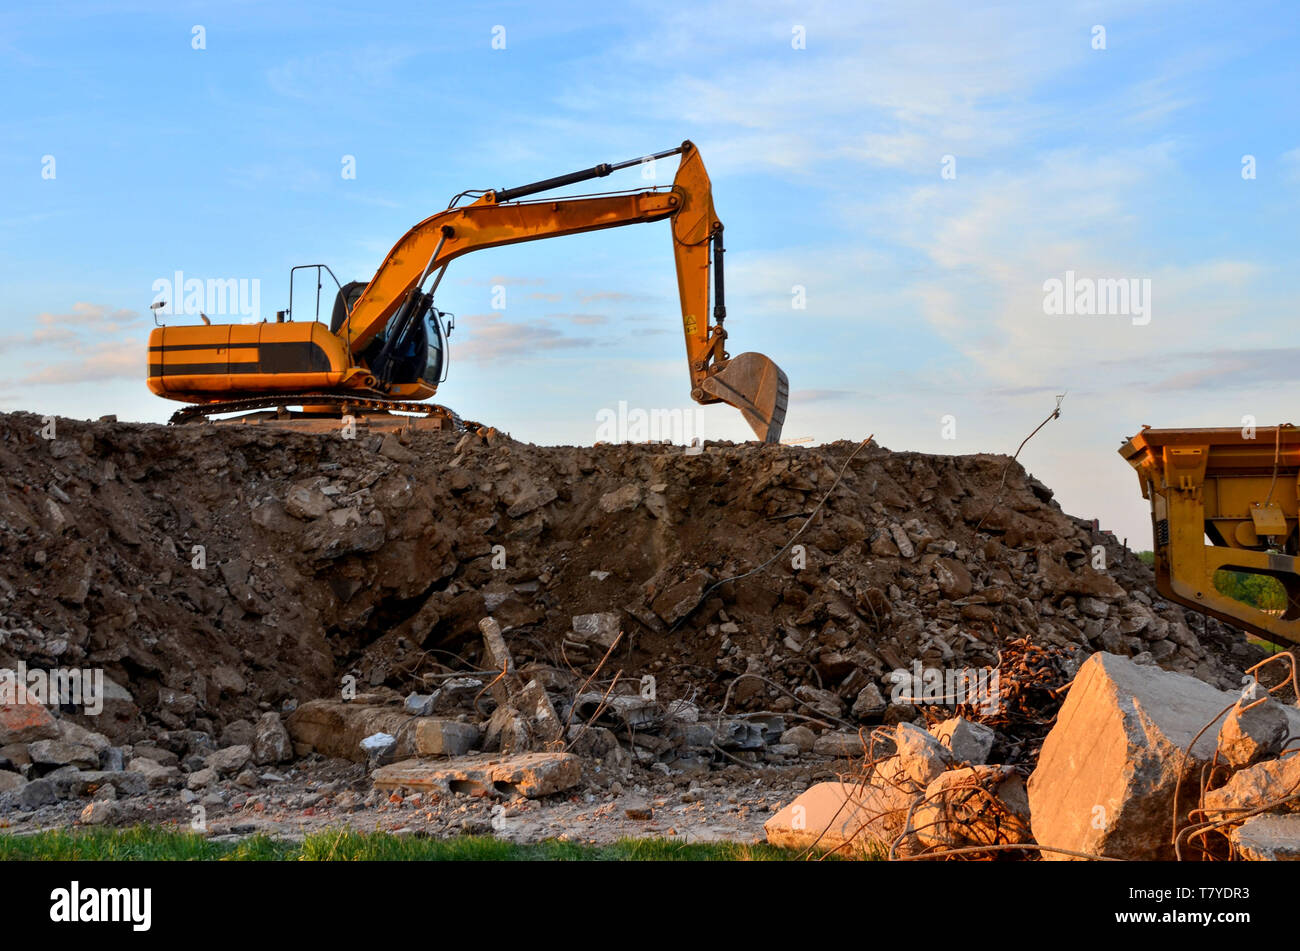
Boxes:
[1122,424,1300,647]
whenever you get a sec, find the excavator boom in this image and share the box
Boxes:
[148,142,787,443]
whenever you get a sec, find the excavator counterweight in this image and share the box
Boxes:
[147,142,787,442]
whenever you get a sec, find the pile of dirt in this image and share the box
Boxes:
[0,411,1260,754]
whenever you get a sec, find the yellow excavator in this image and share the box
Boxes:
[1122,425,1300,646]
[147,141,787,443]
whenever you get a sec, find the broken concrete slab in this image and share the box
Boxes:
[286,700,418,763]
[372,751,581,799]
[1231,814,1300,860]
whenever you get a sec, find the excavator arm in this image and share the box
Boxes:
[339,141,787,441]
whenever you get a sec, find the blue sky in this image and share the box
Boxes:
[1,0,1297,546]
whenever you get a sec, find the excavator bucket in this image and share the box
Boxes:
[700,352,789,444]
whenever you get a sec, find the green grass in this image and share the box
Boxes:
[0,826,817,861]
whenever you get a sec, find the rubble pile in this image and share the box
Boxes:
[0,411,1267,846]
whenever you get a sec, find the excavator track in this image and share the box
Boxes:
[168,394,487,433]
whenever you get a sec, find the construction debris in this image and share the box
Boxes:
[0,411,1276,852]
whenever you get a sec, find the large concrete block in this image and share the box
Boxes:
[764,779,914,855]
[286,700,418,763]
[372,751,581,799]
[1027,652,1288,860]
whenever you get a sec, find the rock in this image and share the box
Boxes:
[0,697,59,745]
[186,767,217,790]
[301,507,385,560]
[1232,814,1300,860]
[219,719,256,748]
[812,731,863,758]
[930,717,996,765]
[19,778,57,808]
[1217,699,1290,769]
[131,745,179,768]
[869,532,900,557]
[79,800,118,825]
[623,798,654,820]
[378,433,417,463]
[913,765,1032,848]
[205,744,252,775]
[71,770,147,798]
[235,769,259,789]
[515,680,563,746]
[764,779,912,855]
[0,743,30,769]
[56,720,110,752]
[27,739,99,769]
[98,747,125,772]
[1027,652,1276,860]
[0,771,27,793]
[252,713,293,765]
[505,483,557,518]
[372,751,582,799]
[413,719,479,757]
[96,677,139,740]
[934,558,973,599]
[1078,597,1110,619]
[793,685,844,719]
[780,725,816,752]
[285,481,337,520]
[570,612,622,649]
[430,678,484,712]
[483,705,529,754]
[1202,752,1300,822]
[888,524,915,558]
[404,693,436,716]
[599,484,642,514]
[126,757,180,789]
[891,721,952,786]
[360,732,398,765]
[851,684,887,719]
[649,569,711,625]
